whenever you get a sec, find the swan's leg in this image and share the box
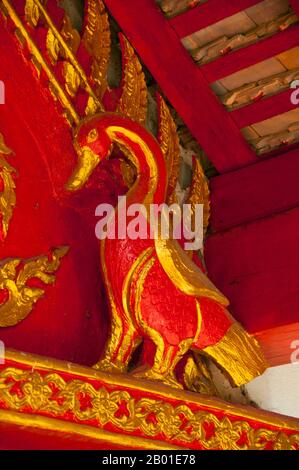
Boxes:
[112,325,141,367]
[133,337,192,388]
[93,309,125,372]
[94,304,141,373]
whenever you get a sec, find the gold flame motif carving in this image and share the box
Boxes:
[187,157,210,237]
[0,133,16,242]
[117,35,148,126]
[83,0,111,102]
[157,94,180,204]
[0,247,69,328]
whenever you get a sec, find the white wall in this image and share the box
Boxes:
[246,363,299,418]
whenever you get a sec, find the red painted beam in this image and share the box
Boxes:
[289,0,299,17]
[170,0,262,38]
[209,147,299,232]
[103,0,257,172]
[205,206,299,333]
[230,87,295,128]
[201,23,299,83]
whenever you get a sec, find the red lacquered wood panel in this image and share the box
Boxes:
[209,148,299,232]
[205,207,299,333]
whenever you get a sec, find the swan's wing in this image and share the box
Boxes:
[155,236,229,306]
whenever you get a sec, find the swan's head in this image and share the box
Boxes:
[66,114,113,191]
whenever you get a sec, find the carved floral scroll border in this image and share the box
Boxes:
[0,366,298,450]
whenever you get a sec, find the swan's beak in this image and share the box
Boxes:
[66,147,100,191]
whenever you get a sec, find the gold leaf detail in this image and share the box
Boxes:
[46,27,60,64]
[3,0,80,125]
[157,94,180,204]
[187,157,210,237]
[85,96,99,117]
[63,62,81,97]
[0,134,13,155]
[61,15,80,56]
[0,134,16,241]
[117,34,148,126]
[83,0,111,101]
[47,13,80,65]
[24,0,41,28]
[183,355,217,396]
[0,247,69,328]
[0,366,298,450]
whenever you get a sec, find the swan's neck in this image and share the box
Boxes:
[107,126,167,207]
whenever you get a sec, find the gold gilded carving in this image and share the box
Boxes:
[24,0,44,28]
[0,133,16,241]
[69,117,267,388]
[3,0,102,125]
[63,62,81,98]
[3,0,150,126]
[46,15,80,65]
[155,236,229,306]
[204,323,268,387]
[83,0,111,102]
[0,366,298,450]
[157,95,180,204]
[187,157,210,237]
[183,355,217,396]
[66,146,104,192]
[34,0,99,106]
[60,15,80,56]
[0,247,69,328]
[117,35,148,127]
[46,27,60,64]
[3,0,80,125]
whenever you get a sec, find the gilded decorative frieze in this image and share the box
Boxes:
[0,353,298,450]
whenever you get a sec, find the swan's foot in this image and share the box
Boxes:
[93,358,125,374]
[132,367,183,389]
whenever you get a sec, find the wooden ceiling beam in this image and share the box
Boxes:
[230,88,295,128]
[201,24,299,83]
[169,0,262,38]
[289,0,299,18]
[103,0,257,172]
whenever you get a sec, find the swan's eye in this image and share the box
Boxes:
[87,128,98,143]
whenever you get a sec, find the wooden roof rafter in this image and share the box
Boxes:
[169,0,263,38]
[200,23,299,83]
[231,87,296,128]
[103,0,257,173]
